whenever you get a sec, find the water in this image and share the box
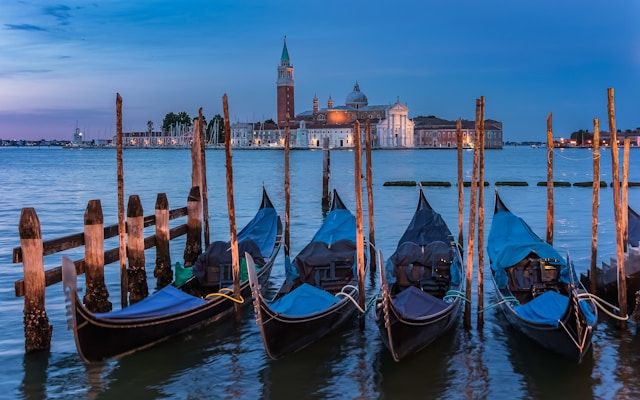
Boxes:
[1,146,639,399]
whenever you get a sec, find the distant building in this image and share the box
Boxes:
[413,116,503,149]
[120,123,192,147]
[277,39,295,125]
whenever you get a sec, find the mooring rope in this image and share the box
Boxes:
[205,287,245,304]
[478,295,519,313]
[334,285,378,314]
[443,289,471,304]
[576,292,629,321]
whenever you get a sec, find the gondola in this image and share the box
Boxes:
[488,192,597,363]
[580,206,640,315]
[62,188,283,362]
[246,190,360,359]
[375,187,464,362]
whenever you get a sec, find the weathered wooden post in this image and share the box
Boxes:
[116,93,128,308]
[354,120,366,316]
[154,193,172,288]
[126,195,148,304]
[623,138,630,251]
[477,96,486,330]
[184,186,202,267]
[83,200,112,313]
[19,208,52,352]
[223,94,241,311]
[199,108,211,249]
[322,137,331,212]
[365,119,376,271]
[456,118,464,250]
[464,99,481,330]
[284,114,291,259]
[608,87,628,323]
[546,112,554,245]
[590,118,600,294]
[191,111,203,197]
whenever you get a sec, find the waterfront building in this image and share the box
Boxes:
[413,116,503,149]
[120,123,192,147]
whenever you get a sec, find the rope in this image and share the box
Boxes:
[443,289,470,303]
[335,285,366,313]
[478,295,519,313]
[554,151,601,162]
[577,292,629,321]
[205,287,245,304]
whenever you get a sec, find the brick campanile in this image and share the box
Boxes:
[277,38,294,125]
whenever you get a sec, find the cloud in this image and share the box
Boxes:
[4,23,48,32]
[43,4,72,26]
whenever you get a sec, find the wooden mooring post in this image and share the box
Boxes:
[623,138,630,251]
[83,200,112,313]
[365,119,376,272]
[127,195,148,304]
[154,193,172,288]
[354,120,366,317]
[116,93,128,308]
[184,186,202,267]
[464,99,481,330]
[223,94,241,311]
[199,108,211,249]
[546,112,554,245]
[19,208,52,352]
[456,119,464,251]
[590,118,600,294]
[322,137,331,212]
[608,87,628,323]
[284,115,291,259]
[477,97,486,330]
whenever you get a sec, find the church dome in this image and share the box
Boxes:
[345,82,368,108]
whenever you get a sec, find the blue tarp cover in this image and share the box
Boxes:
[488,208,570,289]
[95,285,206,320]
[514,290,568,326]
[391,286,449,319]
[238,207,278,256]
[269,283,339,316]
[312,209,356,244]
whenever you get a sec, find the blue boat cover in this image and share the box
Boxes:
[514,291,568,326]
[391,286,449,319]
[269,283,339,316]
[488,207,570,289]
[312,209,356,245]
[95,285,206,320]
[238,207,278,257]
[628,207,640,247]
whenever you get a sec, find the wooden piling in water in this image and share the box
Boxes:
[116,93,128,308]
[191,111,203,198]
[183,187,202,267]
[456,119,464,250]
[284,115,291,259]
[608,87,628,323]
[477,97,486,330]
[623,138,630,252]
[19,208,52,352]
[354,120,366,314]
[199,108,211,249]
[126,195,148,304]
[223,94,241,309]
[322,137,331,211]
[464,99,481,330]
[546,112,554,245]
[590,118,600,294]
[83,200,112,313]
[365,119,376,272]
[154,193,172,288]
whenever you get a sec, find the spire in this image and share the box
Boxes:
[281,36,290,65]
[353,81,360,92]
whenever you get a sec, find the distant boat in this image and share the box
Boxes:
[488,192,597,363]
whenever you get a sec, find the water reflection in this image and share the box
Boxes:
[20,352,48,400]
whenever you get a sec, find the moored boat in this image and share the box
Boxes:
[376,187,464,361]
[247,190,361,359]
[62,188,282,362]
[488,193,597,363]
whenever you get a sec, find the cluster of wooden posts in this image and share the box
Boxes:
[13,88,632,354]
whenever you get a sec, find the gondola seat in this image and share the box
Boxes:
[391,286,449,319]
[95,286,206,320]
[193,240,265,288]
[270,283,339,316]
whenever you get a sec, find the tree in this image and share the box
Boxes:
[147,120,154,133]
[207,114,224,144]
[162,111,192,131]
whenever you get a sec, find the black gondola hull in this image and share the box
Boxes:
[74,262,275,362]
[254,291,359,360]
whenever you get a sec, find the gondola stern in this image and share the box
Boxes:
[260,187,276,209]
[417,186,433,211]
[494,191,510,214]
[331,189,347,211]
[62,256,92,363]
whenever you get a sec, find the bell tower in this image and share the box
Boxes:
[277,37,294,125]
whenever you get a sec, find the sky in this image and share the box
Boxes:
[0,0,638,141]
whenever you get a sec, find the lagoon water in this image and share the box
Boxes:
[1,146,639,399]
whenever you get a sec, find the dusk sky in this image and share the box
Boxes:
[0,0,638,140]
